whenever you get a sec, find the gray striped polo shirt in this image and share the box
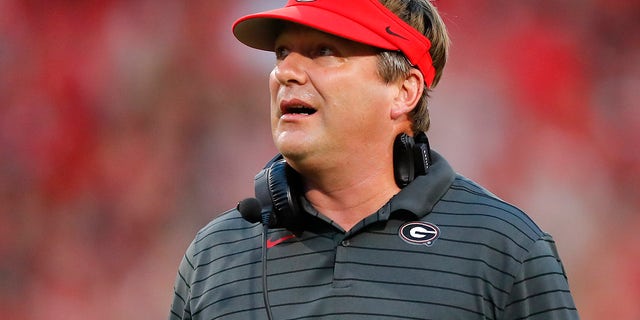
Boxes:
[170,151,579,319]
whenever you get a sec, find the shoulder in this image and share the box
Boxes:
[436,174,547,242]
[186,208,262,265]
[195,209,259,242]
[427,173,553,278]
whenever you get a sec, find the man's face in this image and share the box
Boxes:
[269,24,399,170]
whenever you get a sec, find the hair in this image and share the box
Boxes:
[377,0,450,132]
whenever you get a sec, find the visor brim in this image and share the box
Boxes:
[233,6,398,52]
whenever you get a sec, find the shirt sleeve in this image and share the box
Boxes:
[502,233,580,319]
[169,240,196,320]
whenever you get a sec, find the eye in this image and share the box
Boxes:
[275,46,289,60]
[315,46,335,57]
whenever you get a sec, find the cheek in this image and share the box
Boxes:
[268,71,280,115]
[268,70,279,100]
[334,78,392,114]
[326,63,389,107]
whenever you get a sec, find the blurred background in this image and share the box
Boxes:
[1,1,638,319]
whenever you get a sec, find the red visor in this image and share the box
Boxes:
[232,0,436,88]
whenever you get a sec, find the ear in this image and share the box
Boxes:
[390,69,425,120]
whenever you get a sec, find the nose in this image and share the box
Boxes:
[273,52,308,86]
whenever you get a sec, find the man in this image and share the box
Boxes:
[170,1,579,319]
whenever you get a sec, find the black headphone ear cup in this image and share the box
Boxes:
[268,161,290,217]
[268,160,301,227]
[393,133,415,188]
[253,158,305,232]
[412,131,432,176]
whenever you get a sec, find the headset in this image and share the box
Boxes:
[239,132,433,232]
[236,132,432,319]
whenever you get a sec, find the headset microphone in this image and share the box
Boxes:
[237,197,266,224]
[236,197,274,320]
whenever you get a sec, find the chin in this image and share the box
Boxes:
[275,140,305,159]
[278,144,325,170]
[275,131,311,152]
[278,145,308,161]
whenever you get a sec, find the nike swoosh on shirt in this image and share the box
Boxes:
[266,234,296,248]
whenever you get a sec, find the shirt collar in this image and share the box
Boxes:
[389,150,456,218]
[299,150,456,233]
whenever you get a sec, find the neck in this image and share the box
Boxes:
[300,157,400,231]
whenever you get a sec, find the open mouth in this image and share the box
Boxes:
[281,100,317,116]
[283,105,317,115]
